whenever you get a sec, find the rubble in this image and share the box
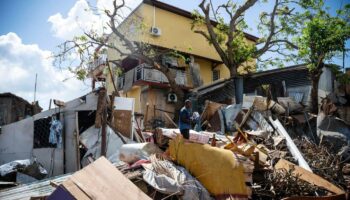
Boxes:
[119,143,163,164]
[0,159,47,184]
[1,89,349,200]
[142,155,212,200]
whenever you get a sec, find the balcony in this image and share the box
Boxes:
[88,54,107,70]
[117,63,188,90]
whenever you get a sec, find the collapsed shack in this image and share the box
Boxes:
[1,86,349,200]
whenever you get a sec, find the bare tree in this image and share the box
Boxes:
[54,0,186,111]
[192,0,299,103]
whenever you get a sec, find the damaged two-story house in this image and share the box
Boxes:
[89,0,258,128]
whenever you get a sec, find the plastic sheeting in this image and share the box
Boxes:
[246,111,274,133]
[142,159,212,200]
[119,143,163,164]
[80,125,133,165]
[222,104,242,131]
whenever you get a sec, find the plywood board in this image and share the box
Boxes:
[113,110,132,138]
[62,157,151,200]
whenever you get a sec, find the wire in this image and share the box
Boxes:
[153,5,156,27]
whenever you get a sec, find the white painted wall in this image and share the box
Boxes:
[0,92,98,177]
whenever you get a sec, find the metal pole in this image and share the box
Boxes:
[34,73,37,103]
[343,45,345,73]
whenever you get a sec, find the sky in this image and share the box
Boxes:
[0,0,349,109]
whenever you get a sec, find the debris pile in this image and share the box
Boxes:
[0,91,349,200]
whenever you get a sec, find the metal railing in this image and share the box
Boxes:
[88,54,107,70]
[117,63,188,90]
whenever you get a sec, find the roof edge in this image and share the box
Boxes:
[143,0,259,42]
[248,64,308,78]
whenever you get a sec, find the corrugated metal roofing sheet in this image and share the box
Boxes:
[0,173,71,200]
[244,66,310,93]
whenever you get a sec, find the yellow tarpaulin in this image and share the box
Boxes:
[169,136,248,197]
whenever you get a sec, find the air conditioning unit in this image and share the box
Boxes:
[150,27,161,36]
[167,93,177,103]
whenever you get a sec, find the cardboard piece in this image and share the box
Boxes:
[114,97,135,139]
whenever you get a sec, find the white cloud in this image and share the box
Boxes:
[48,0,102,40]
[48,0,142,40]
[0,32,90,109]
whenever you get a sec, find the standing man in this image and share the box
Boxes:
[179,99,192,139]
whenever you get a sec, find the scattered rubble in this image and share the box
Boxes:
[0,90,349,200]
[0,159,47,185]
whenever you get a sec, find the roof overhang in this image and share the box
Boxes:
[143,0,259,42]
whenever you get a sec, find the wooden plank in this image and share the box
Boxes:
[282,194,346,200]
[239,107,253,128]
[113,110,132,138]
[164,112,178,128]
[63,157,151,200]
[61,179,90,200]
[275,159,344,195]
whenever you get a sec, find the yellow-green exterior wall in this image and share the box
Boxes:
[107,2,257,95]
[119,86,142,113]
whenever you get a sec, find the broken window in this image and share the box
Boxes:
[78,111,96,134]
[33,114,59,148]
[212,70,220,81]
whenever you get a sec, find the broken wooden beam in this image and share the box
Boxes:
[275,159,344,195]
[95,88,107,128]
[164,112,178,128]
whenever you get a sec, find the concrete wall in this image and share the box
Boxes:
[0,92,98,176]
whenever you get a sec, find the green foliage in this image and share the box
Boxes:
[191,10,205,30]
[192,3,256,74]
[327,64,350,84]
[297,1,350,72]
[76,69,87,80]
[228,31,256,65]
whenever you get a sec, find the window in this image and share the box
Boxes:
[33,114,60,148]
[212,70,220,81]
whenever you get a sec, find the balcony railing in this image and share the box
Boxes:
[88,54,107,70]
[117,63,188,90]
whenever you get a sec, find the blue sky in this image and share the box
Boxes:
[0,0,75,50]
[0,0,349,108]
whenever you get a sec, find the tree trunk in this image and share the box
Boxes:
[230,66,243,104]
[310,71,321,114]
